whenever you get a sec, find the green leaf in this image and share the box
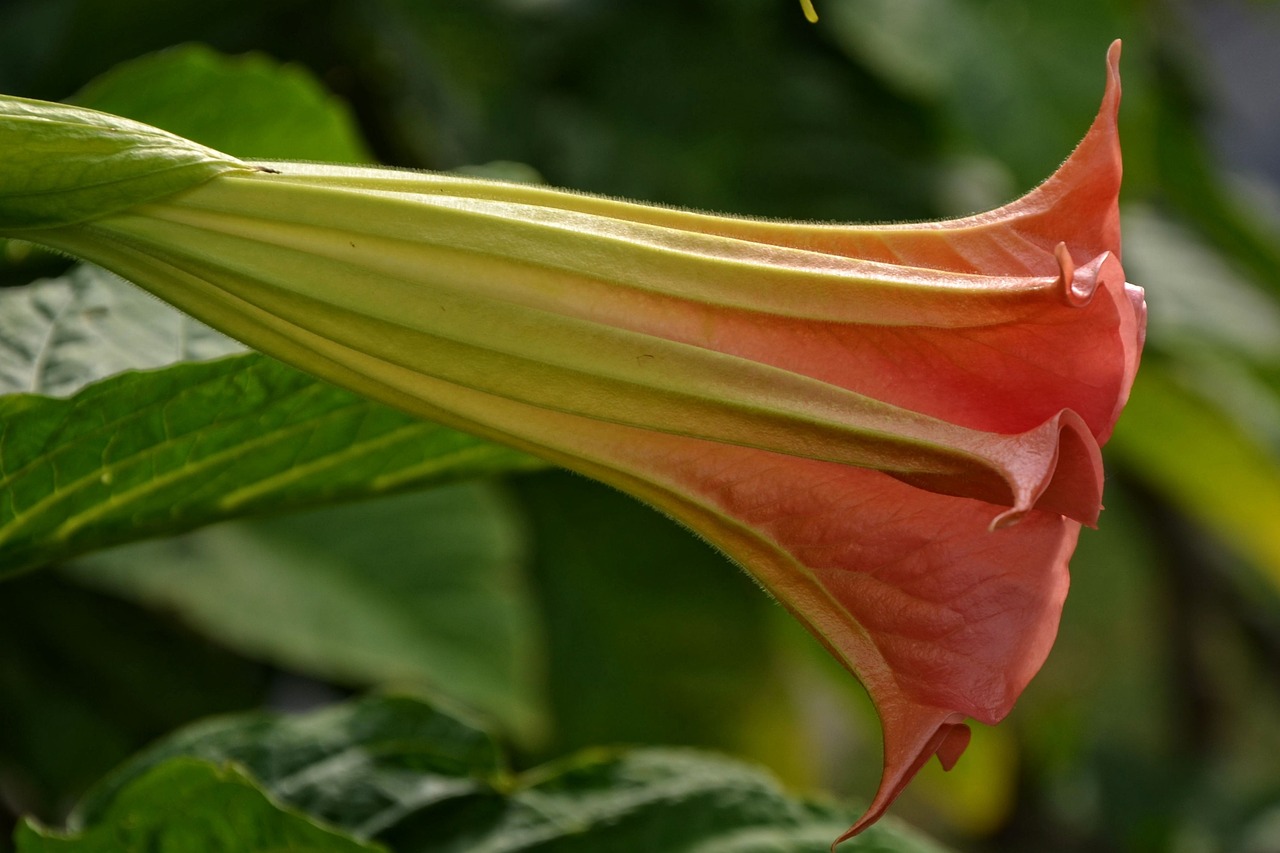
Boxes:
[0,350,543,576]
[386,748,944,853]
[0,94,248,233]
[68,484,549,744]
[67,695,952,853]
[71,44,372,163]
[0,267,545,576]
[16,759,383,853]
[70,695,501,838]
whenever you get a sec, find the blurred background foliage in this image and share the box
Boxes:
[2,0,1280,851]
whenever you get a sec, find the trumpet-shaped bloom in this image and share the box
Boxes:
[0,42,1143,842]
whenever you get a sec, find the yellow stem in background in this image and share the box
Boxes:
[800,0,818,23]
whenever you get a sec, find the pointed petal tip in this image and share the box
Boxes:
[831,713,972,849]
[1078,36,1123,184]
[1108,39,1123,78]
[934,723,973,771]
[944,37,1122,267]
[1098,40,1123,164]
[1102,39,1122,121]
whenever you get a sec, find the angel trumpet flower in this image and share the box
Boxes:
[0,41,1142,843]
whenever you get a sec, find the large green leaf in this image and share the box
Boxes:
[16,760,383,853]
[0,274,542,576]
[68,485,548,744]
[69,694,501,837]
[0,265,547,736]
[385,748,943,853]
[64,695,952,853]
[0,356,537,576]
[0,348,542,575]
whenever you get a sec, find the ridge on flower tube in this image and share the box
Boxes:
[0,40,1143,847]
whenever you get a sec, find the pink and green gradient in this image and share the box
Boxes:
[0,41,1142,843]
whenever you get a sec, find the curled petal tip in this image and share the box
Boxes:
[990,506,1028,531]
[995,410,1103,528]
[1055,243,1114,308]
[1070,252,1110,306]
[1037,411,1105,526]
[1053,243,1082,307]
